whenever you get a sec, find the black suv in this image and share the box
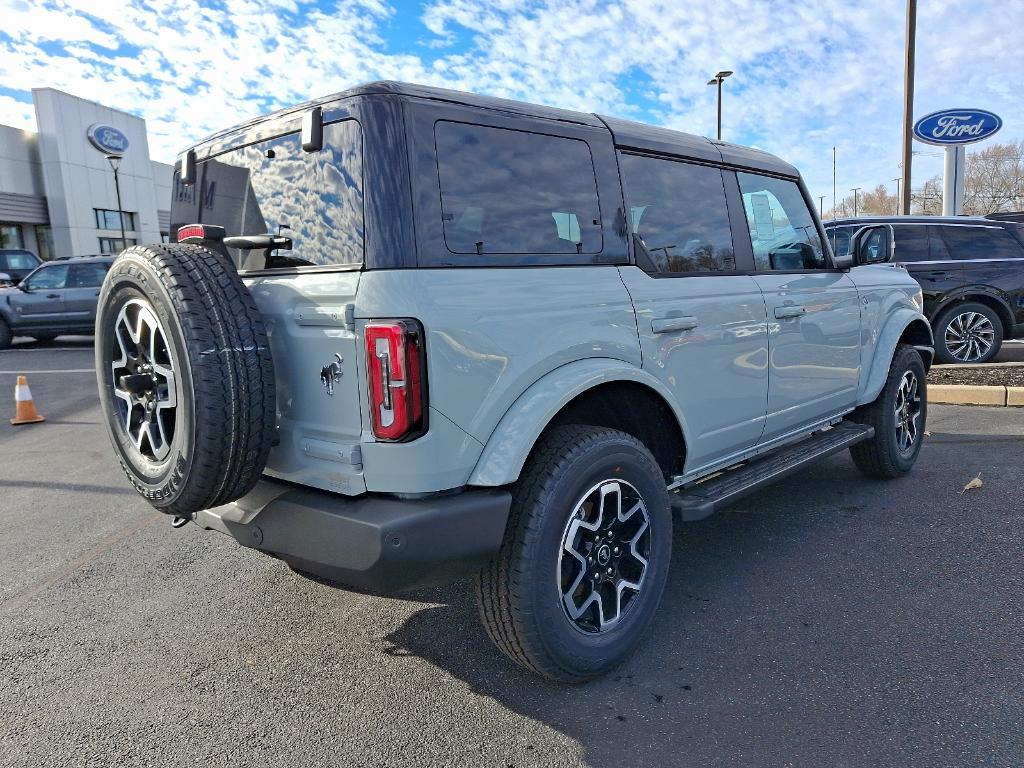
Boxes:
[826,216,1024,363]
[0,255,114,347]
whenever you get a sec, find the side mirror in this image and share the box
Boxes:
[851,225,895,265]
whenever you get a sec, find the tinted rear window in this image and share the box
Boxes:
[892,225,930,262]
[619,153,735,273]
[435,122,602,255]
[171,120,363,271]
[940,226,1024,260]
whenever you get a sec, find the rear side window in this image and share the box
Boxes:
[173,120,363,271]
[434,122,602,255]
[892,225,930,262]
[619,153,735,273]
[736,173,827,270]
[940,226,1024,260]
[69,263,109,288]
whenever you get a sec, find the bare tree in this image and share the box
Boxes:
[911,140,1024,215]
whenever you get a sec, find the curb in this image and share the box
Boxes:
[928,384,1024,407]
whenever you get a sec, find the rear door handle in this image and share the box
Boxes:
[652,316,699,334]
[774,306,807,319]
[925,271,953,279]
[45,293,60,299]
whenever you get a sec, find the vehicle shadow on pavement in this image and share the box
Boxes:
[382,462,884,766]
[381,439,1023,766]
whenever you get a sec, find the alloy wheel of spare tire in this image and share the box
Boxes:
[95,243,276,516]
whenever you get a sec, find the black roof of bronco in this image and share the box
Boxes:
[185,81,798,178]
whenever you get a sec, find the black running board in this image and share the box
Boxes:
[670,422,874,522]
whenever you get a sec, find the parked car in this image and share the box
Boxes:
[0,255,114,347]
[94,82,932,682]
[0,248,42,285]
[826,216,1024,363]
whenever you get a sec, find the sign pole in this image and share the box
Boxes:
[942,145,968,215]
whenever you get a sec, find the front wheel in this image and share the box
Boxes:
[849,344,927,478]
[475,425,672,682]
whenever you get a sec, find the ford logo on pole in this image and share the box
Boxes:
[87,123,130,155]
[913,108,1002,146]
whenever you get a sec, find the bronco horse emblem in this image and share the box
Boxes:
[320,354,344,396]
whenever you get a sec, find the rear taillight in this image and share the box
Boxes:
[365,320,427,441]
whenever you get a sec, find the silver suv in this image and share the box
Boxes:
[95,82,933,681]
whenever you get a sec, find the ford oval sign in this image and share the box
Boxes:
[913,108,1002,146]
[87,123,130,155]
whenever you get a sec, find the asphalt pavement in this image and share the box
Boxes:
[1,339,1023,767]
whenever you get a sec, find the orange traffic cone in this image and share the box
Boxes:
[10,375,45,425]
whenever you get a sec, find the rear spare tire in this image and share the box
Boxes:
[95,243,276,516]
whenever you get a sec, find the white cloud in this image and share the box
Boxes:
[0,0,1020,200]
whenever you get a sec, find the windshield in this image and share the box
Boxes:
[170,120,364,271]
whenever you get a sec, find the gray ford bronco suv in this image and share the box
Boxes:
[95,82,933,682]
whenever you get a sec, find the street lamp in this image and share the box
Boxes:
[851,187,862,217]
[706,70,733,141]
[893,178,902,214]
[105,153,127,252]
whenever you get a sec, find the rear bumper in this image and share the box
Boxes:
[195,479,511,594]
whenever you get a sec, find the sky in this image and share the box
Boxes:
[0,0,1021,208]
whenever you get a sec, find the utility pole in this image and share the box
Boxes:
[851,187,862,217]
[900,0,917,215]
[707,71,733,141]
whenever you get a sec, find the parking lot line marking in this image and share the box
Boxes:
[0,369,94,374]
[0,514,160,614]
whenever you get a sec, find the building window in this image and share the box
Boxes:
[0,222,24,249]
[160,232,170,243]
[98,237,137,254]
[95,209,136,231]
[35,225,55,261]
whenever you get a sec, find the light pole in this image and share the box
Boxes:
[706,70,733,141]
[893,177,902,214]
[105,154,127,251]
[819,196,826,217]
[851,187,862,216]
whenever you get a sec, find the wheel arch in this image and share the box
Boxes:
[934,290,1015,336]
[858,310,934,406]
[467,358,688,487]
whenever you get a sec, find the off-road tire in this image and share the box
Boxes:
[849,344,927,478]
[475,425,672,682]
[95,243,276,516]
[933,302,1003,364]
[0,317,11,349]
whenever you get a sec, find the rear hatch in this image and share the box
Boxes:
[170,119,368,495]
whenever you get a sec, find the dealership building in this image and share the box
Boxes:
[0,88,173,260]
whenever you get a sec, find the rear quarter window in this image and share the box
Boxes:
[434,122,602,256]
[172,120,364,272]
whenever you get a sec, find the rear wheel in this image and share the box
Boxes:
[95,243,276,516]
[849,344,927,478]
[475,425,672,682]
[933,302,1002,364]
